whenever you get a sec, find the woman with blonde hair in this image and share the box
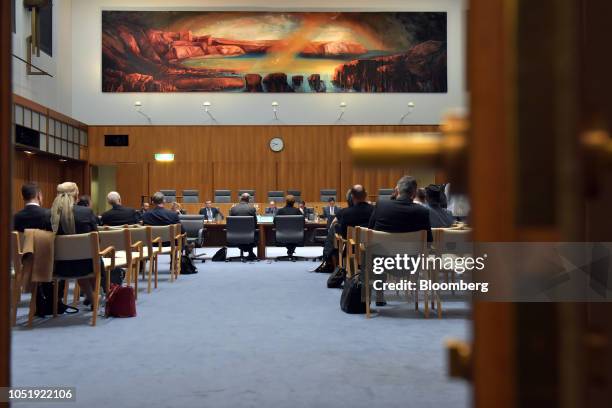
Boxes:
[51,182,99,306]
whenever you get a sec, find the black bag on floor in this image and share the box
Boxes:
[212,247,227,262]
[340,274,368,314]
[315,260,335,273]
[35,281,77,317]
[180,254,198,274]
[327,267,346,288]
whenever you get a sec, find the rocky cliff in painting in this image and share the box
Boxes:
[102,11,448,93]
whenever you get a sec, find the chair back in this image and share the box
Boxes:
[54,232,99,261]
[127,225,150,252]
[150,225,175,246]
[377,188,394,201]
[237,190,255,202]
[182,189,199,203]
[274,215,305,245]
[320,189,336,202]
[180,216,204,239]
[267,191,285,202]
[160,190,177,203]
[226,216,256,245]
[437,228,473,256]
[287,189,301,201]
[11,231,23,272]
[364,229,427,277]
[98,228,130,252]
[214,189,232,203]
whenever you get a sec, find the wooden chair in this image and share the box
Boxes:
[127,225,155,293]
[345,226,357,278]
[51,232,114,326]
[435,228,474,304]
[11,231,25,326]
[149,225,180,283]
[362,229,428,318]
[98,228,132,294]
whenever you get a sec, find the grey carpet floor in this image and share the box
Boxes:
[12,247,470,408]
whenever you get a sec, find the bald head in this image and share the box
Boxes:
[240,193,251,203]
[351,184,367,203]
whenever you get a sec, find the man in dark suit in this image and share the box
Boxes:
[298,200,314,219]
[13,183,52,232]
[229,193,258,260]
[142,191,180,226]
[199,200,224,221]
[337,185,374,238]
[265,201,278,216]
[322,197,340,220]
[275,195,303,258]
[368,176,432,306]
[425,184,455,228]
[100,191,141,226]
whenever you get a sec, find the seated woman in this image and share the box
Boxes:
[51,182,100,306]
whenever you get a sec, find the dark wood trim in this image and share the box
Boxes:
[1,0,12,400]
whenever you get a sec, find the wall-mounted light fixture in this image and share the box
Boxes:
[335,101,348,123]
[134,101,153,125]
[399,101,416,124]
[154,153,174,162]
[23,150,35,156]
[202,101,218,124]
[271,101,280,122]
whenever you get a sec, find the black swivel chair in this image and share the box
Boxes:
[274,215,306,262]
[287,190,301,202]
[226,216,257,262]
[214,190,232,203]
[179,214,206,262]
[378,188,394,201]
[268,191,285,202]
[160,189,177,203]
[320,189,336,202]
[183,190,200,203]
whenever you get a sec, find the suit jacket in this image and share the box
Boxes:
[298,207,314,218]
[229,202,257,218]
[142,206,180,226]
[337,202,374,238]
[322,205,340,219]
[427,205,455,228]
[368,197,432,242]
[264,207,278,216]
[101,204,140,226]
[13,204,52,232]
[199,206,223,221]
[276,206,302,217]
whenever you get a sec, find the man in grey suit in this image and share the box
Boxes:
[229,193,257,260]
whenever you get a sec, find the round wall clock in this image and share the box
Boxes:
[269,137,284,152]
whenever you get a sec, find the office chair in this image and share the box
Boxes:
[320,189,336,202]
[287,190,301,202]
[179,214,206,262]
[268,191,285,202]
[237,190,255,202]
[378,188,394,201]
[274,215,306,262]
[214,190,232,203]
[160,189,177,203]
[226,216,257,262]
[182,190,200,203]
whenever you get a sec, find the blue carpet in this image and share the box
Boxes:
[12,248,470,408]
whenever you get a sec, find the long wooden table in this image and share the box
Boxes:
[180,202,347,217]
[201,220,328,260]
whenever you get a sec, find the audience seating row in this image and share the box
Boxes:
[10,224,186,327]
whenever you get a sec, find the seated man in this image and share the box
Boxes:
[265,201,278,216]
[101,191,141,226]
[275,195,302,258]
[425,184,455,228]
[199,200,224,221]
[337,185,374,239]
[322,197,340,220]
[368,176,432,306]
[229,193,258,260]
[298,200,314,219]
[13,183,51,232]
[142,191,180,226]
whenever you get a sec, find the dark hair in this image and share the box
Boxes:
[425,185,443,205]
[416,188,426,203]
[285,195,296,207]
[327,197,335,203]
[77,195,91,207]
[21,183,40,201]
[350,184,367,201]
[397,176,418,198]
[151,192,165,205]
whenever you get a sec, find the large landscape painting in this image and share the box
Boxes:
[102,11,447,93]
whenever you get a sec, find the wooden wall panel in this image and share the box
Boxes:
[116,163,146,209]
[88,125,440,203]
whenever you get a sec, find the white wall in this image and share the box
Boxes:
[12,0,72,115]
[72,0,467,125]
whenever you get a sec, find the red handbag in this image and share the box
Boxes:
[105,284,136,318]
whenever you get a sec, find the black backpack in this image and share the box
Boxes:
[340,274,369,314]
[327,267,346,288]
[36,281,77,317]
[212,247,227,262]
[180,254,198,274]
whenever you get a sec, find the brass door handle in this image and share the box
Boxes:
[446,339,472,380]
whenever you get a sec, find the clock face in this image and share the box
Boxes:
[269,137,284,152]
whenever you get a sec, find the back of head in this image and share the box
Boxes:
[240,193,250,203]
[107,191,121,206]
[396,175,418,200]
[151,191,165,205]
[77,195,91,207]
[51,182,79,234]
[425,184,443,206]
[416,188,427,203]
[350,184,367,203]
[285,194,295,207]
[21,183,40,202]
